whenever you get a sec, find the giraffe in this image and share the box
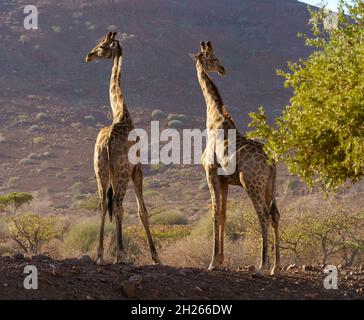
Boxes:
[190,41,280,275]
[85,32,160,265]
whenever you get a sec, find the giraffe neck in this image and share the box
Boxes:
[109,52,129,123]
[196,61,236,130]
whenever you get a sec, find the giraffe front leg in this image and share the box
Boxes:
[249,192,270,272]
[113,183,128,264]
[114,204,125,264]
[217,182,228,267]
[96,210,107,266]
[206,172,222,271]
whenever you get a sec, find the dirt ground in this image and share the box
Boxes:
[0,255,363,300]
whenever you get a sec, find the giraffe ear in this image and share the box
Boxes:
[206,41,212,50]
[200,41,206,51]
[189,53,198,61]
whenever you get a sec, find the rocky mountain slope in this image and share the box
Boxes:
[0,0,312,124]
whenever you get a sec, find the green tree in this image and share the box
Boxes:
[0,192,33,214]
[248,0,364,191]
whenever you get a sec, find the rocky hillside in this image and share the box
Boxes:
[0,0,312,125]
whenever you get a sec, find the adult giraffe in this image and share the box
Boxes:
[85,32,160,265]
[190,41,280,275]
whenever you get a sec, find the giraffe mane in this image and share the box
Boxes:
[222,105,236,127]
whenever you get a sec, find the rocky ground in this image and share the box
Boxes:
[0,255,363,300]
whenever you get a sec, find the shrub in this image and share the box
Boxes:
[71,122,81,128]
[35,113,48,121]
[168,120,184,128]
[151,109,166,120]
[28,125,40,133]
[33,136,46,145]
[150,210,188,225]
[19,34,30,44]
[27,153,39,160]
[51,25,62,33]
[84,115,96,123]
[61,218,113,255]
[18,158,37,165]
[8,214,64,254]
[168,113,188,122]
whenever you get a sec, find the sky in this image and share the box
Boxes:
[299,0,340,11]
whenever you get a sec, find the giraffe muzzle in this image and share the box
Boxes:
[85,53,95,62]
[218,66,226,76]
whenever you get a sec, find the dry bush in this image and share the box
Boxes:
[8,213,65,254]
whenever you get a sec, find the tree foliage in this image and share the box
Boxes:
[248,0,364,191]
[0,192,33,214]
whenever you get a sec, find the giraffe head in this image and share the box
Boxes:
[85,32,122,62]
[190,41,225,76]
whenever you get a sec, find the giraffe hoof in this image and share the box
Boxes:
[208,264,220,271]
[96,257,107,266]
[252,270,265,279]
[113,258,125,265]
[152,256,161,265]
[270,267,280,277]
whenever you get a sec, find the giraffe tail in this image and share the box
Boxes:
[107,186,113,222]
[106,142,114,223]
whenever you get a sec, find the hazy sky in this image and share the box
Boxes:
[299,0,340,11]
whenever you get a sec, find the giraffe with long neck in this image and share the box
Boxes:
[191,41,280,275]
[85,32,160,265]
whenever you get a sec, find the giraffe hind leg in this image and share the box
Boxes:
[112,180,128,264]
[241,174,270,272]
[132,165,160,264]
[206,172,223,271]
[96,177,108,266]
